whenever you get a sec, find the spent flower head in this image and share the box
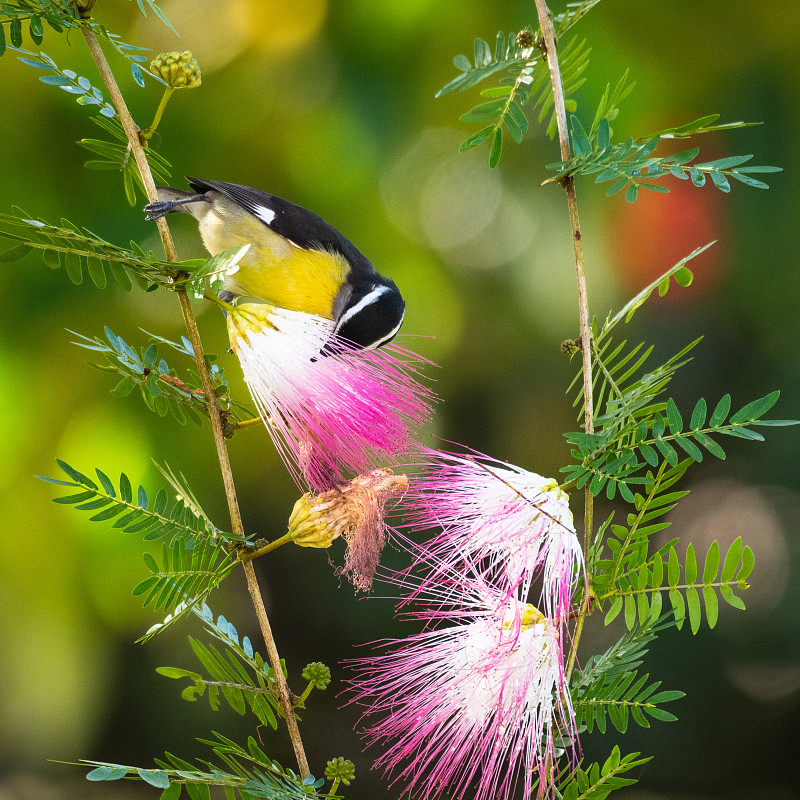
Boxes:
[288,468,408,590]
[227,302,433,492]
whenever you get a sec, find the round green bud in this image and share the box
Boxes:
[560,338,581,357]
[324,758,356,786]
[302,662,332,690]
[516,28,535,48]
[150,50,202,89]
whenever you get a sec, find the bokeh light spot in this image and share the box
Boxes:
[659,478,791,613]
[726,662,800,703]
[245,0,328,56]
[382,128,536,270]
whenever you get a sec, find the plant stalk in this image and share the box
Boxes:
[142,86,175,141]
[232,416,264,430]
[82,27,310,778]
[239,531,296,562]
[531,0,594,683]
[243,560,311,777]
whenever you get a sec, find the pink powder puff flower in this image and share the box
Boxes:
[349,579,575,800]
[402,449,584,621]
[227,303,434,491]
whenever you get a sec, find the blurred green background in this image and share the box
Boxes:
[1,1,798,798]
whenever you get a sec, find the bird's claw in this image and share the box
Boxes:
[143,200,174,221]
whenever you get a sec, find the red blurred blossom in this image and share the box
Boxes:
[608,158,727,300]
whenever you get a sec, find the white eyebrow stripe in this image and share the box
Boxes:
[363,307,405,349]
[335,285,390,329]
[251,204,276,225]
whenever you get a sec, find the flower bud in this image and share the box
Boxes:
[286,493,343,549]
[324,757,355,786]
[302,662,332,690]
[150,50,201,89]
[516,28,535,49]
[560,338,581,357]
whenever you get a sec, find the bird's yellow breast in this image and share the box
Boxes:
[197,198,349,319]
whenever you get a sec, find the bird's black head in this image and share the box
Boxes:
[326,277,405,355]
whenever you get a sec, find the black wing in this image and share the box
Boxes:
[185,177,373,273]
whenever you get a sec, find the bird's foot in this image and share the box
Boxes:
[143,200,177,221]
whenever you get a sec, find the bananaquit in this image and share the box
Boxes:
[143,177,405,351]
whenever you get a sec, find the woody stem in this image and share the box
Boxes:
[530,0,595,685]
[82,27,310,779]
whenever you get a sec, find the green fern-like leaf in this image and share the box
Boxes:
[575,615,673,689]
[0,1,77,53]
[79,115,172,205]
[600,537,753,633]
[437,30,528,97]
[0,209,190,290]
[588,70,635,142]
[440,31,590,165]
[566,245,711,429]
[133,539,236,640]
[70,327,253,427]
[0,209,244,294]
[9,46,116,116]
[153,605,312,728]
[572,614,684,734]
[574,667,684,734]
[554,747,652,800]
[80,731,326,799]
[564,366,795,495]
[546,113,781,198]
[38,459,245,546]
[624,390,795,472]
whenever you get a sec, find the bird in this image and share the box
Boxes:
[143,177,405,352]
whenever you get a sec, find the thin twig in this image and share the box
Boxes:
[530,1,594,684]
[142,87,175,140]
[532,4,594,434]
[82,27,310,778]
[239,531,296,562]
[243,561,311,776]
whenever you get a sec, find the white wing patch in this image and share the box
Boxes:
[251,204,276,226]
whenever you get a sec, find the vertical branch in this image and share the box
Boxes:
[82,28,310,778]
[530,1,594,681]
[243,560,311,777]
[81,31,178,261]
[532,2,594,433]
